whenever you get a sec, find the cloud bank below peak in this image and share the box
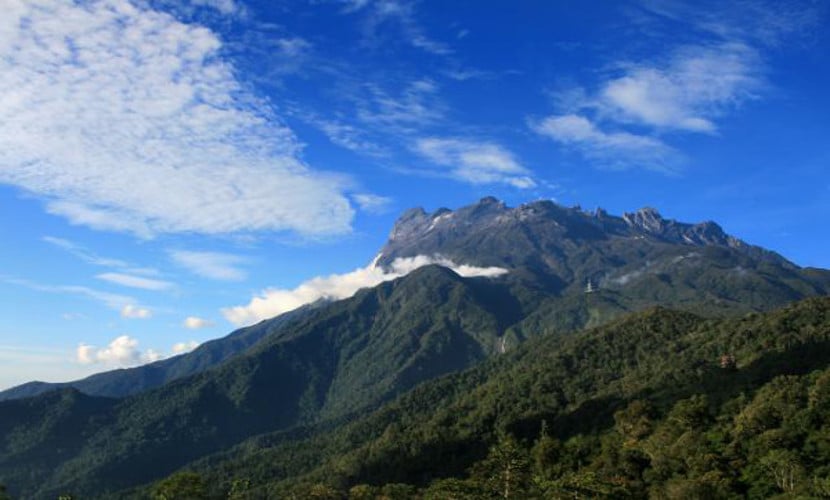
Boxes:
[0,0,354,238]
[222,255,508,326]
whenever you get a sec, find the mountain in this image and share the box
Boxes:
[379,198,822,298]
[10,197,821,405]
[0,266,524,498]
[1,197,828,498]
[379,197,830,335]
[0,304,315,402]
[381,197,780,265]
[173,297,830,499]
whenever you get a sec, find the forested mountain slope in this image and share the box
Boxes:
[0,266,525,498]
[169,297,830,499]
[1,198,829,499]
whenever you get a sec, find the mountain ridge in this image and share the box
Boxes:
[3,197,827,405]
[1,196,829,498]
[379,197,789,270]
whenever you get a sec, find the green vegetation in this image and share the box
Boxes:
[2,295,830,498]
[0,222,828,499]
[136,297,830,499]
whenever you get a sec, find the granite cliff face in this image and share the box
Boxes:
[376,198,803,300]
[379,197,783,268]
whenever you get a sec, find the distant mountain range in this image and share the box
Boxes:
[1,197,828,498]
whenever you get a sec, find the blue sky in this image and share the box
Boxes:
[0,0,828,390]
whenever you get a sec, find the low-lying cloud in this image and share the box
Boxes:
[172,340,201,354]
[183,316,214,329]
[121,304,152,319]
[222,255,509,326]
[77,335,161,366]
[76,336,203,367]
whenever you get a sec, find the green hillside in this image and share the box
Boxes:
[2,199,829,499]
[158,297,830,499]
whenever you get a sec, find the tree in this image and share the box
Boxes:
[470,434,531,499]
[227,478,252,499]
[423,477,484,499]
[348,484,377,500]
[152,471,208,500]
[614,400,653,445]
[761,449,804,494]
[0,484,11,500]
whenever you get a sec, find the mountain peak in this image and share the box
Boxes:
[477,195,503,206]
[378,196,793,278]
[623,206,666,233]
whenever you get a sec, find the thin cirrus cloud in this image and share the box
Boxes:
[637,0,823,48]
[534,42,764,171]
[358,80,445,131]
[346,0,452,56]
[190,0,242,16]
[414,138,536,188]
[352,193,393,214]
[43,236,160,276]
[170,250,248,281]
[222,255,508,327]
[0,0,354,238]
[97,273,174,291]
[3,277,135,311]
[42,236,130,269]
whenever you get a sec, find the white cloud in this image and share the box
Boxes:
[353,193,393,214]
[43,236,161,276]
[42,236,130,268]
[222,255,508,326]
[414,138,536,188]
[0,0,353,238]
[598,43,762,133]
[76,335,161,366]
[305,115,387,157]
[535,42,764,171]
[531,114,678,172]
[357,80,445,131]
[4,277,135,311]
[190,0,241,15]
[274,37,312,58]
[170,250,248,281]
[637,0,823,48]
[183,316,214,329]
[97,272,173,291]
[75,344,97,365]
[121,304,152,319]
[356,0,452,55]
[0,344,99,390]
[172,340,201,354]
[143,349,164,363]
